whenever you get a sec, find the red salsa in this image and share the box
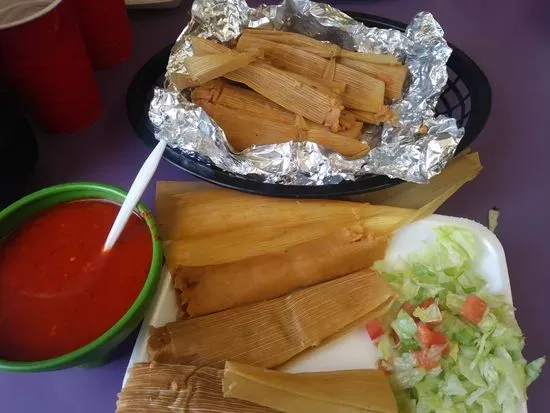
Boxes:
[0,200,152,361]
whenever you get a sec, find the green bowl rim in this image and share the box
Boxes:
[0,182,163,371]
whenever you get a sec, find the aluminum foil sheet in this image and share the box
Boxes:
[149,0,464,185]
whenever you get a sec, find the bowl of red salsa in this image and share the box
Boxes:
[0,182,163,372]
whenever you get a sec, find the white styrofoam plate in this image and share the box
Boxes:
[122,215,526,412]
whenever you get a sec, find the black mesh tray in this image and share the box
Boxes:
[126,11,491,198]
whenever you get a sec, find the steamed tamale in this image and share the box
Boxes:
[193,80,292,122]
[175,226,388,316]
[193,80,360,136]
[236,34,385,112]
[195,100,369,156]
[148,269,396,367]
[189,37,346,130]
[184,50,260,84]
[191,36,235,56]
[223,361,398,413]
[241,29,400,64]
[155,185,421,267]
[338,57,408,100]
[117,362,276,413]
[350,106,397,125]
[226,62,344,131]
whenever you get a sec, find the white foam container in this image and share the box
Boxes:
[123,214,527,412]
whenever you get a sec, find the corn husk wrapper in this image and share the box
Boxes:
[117,362,276,413]
[156,184,419,268]
[338,57,407,100]
[196,100,369,156]
[241,29,400,65]
[184,50,260,84]
[189,37,345,130]
[223,361,398,413]
[148,269,396,367]
[226,62,344,130]
[350,106,397,126]
[350,151,482,208]
[156,151,481,270]
[174,226,388,316]
[236,34,385,112]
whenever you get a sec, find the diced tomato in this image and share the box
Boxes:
[460,294,488,325]
[377,359,392,375]
[401,301,415,316]
[414,344,446,370]
[419,297,435,309]
[416,322,433,348]
[414,349,439,370]
[365,319,385,342]
[430,331,450,356]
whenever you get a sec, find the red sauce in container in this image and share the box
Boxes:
[0,200,152,361]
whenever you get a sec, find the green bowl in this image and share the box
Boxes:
[0,182,163,372]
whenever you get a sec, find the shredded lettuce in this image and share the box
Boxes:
[413,302,442,324]
[392,310,418,340]
[374,226,545,412]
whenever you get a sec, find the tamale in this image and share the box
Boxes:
[184,50,260,84]
[242,29,400,64]
[155,185,420,266]
[174,226,388,316]
[170,72,197,91]
[196,100,369,156]
[148,269,396,367]
[339,57,408,100]
[191,36,234,56]
[189,37,346,130]
[283,70,345,97]
[226,62,344,131]
[338,114,363,139]
[117,362,276,413]
[223,361,398,413]
[193,80,292,122]
[236,35,385,112]
[194,80,359,137]
[350,106,397,125]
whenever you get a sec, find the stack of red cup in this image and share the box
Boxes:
[0,0,133,134]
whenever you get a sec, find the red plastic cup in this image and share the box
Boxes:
[0,0,102,134]
[72,0,133,69]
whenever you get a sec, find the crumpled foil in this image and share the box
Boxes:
[149,0,464,185]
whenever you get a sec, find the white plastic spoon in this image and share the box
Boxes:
[103,140,167,252]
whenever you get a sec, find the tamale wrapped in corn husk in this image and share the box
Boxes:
[223,361,398,413]
[193,79,291,122]
[242,29,400,65]
[338,57,408,100]
[155,185,421,267]
[191,36,234,56]
[117,362,276,413]
[148,269,396,367]
[195,100,369,156]
[226,62,344,131]
[174,226,388,316]
[184,50,260,84]
[338,115,363,139]
[236,35,385,113]
[193,80,359,136]
[350,106,397,125]
[189,37,346,130]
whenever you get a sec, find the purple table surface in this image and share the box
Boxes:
[1,0,549,411]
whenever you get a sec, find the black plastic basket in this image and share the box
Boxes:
[126,11,491,198]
